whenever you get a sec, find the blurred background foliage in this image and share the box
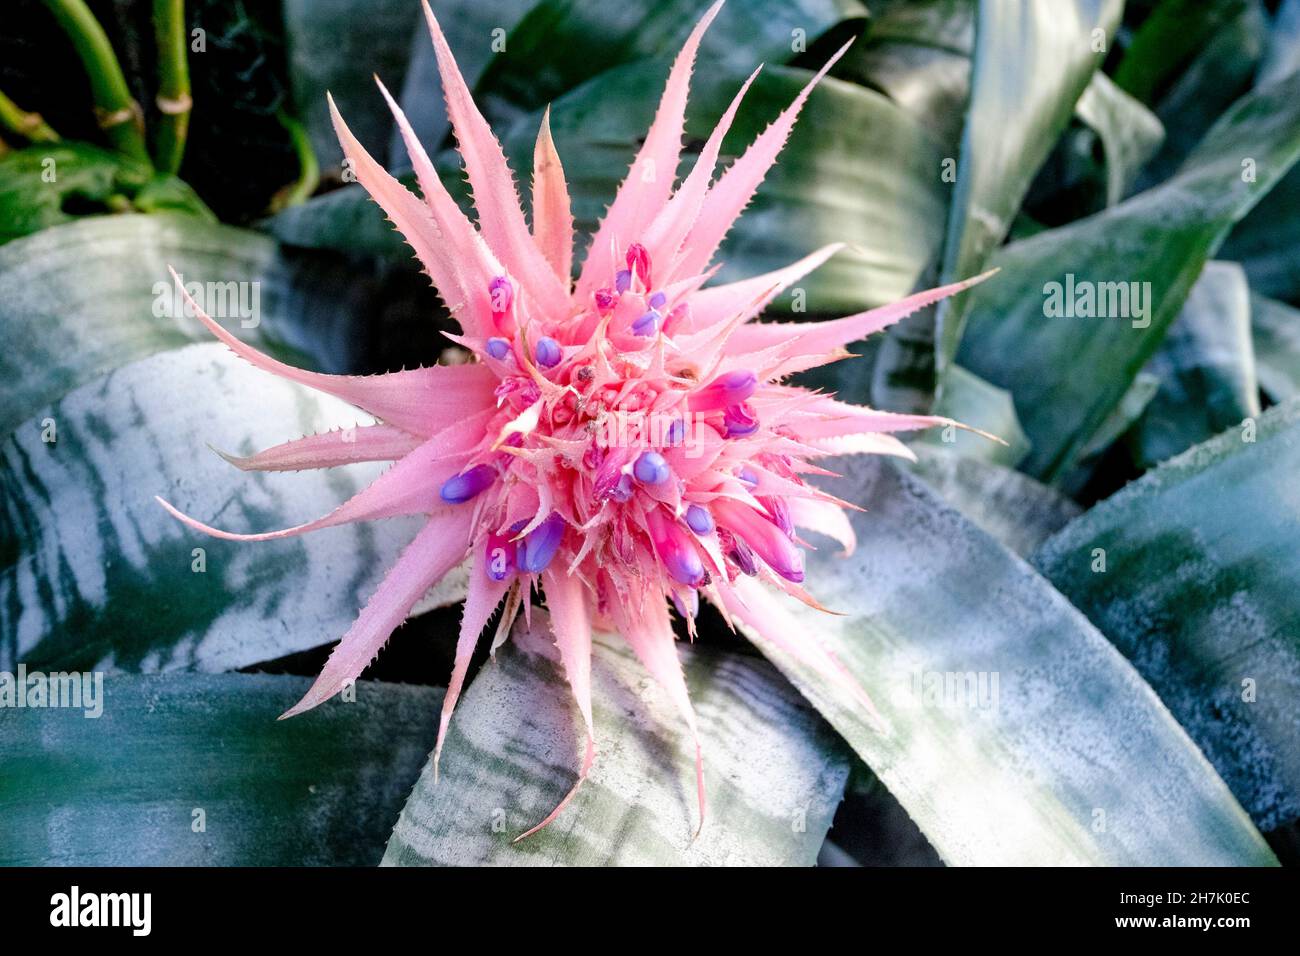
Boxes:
[3,0,1300,867]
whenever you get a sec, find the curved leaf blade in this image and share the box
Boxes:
[0,674,441,866]
[383,623,850,865]
[1075,72,1166,205]
[935,0,1122,376]
[907,446,1080,557]
[958,69,1300,481]
[1251,293,1300,402]
[741,456,1275,865]
[1,343,427,675]
[837,0,973,150]
[0,214,369,436]
[918,364,1029,467]
[1034,399,1300,836]
[1129,261,1260,467]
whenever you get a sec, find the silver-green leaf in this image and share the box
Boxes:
[383,622,850,865]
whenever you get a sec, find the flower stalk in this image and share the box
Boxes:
[41,0,151,165]
[0,88,61,143]
[269,108,320,211]
[151,0,191,173]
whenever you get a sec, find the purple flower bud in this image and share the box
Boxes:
[485,337,511,360]
[728,540,758,576]
[440,464,496,504]
[535,336,562,368]
[649,510,704,587]
[634,450,670,485]
[760,496,794,537]
[611,473,633,502]
[737,466,759,488]
[649,291,667,310]
[724,403,760,438]
[632,310,661,336]
[685,504,714,534]
[519,513,565,574]
[664,417,686,446]
[614,269,632,294]
[715,498,804,583]
[689,369,758,411]
[663,542,704,586]
[717,369,757,402]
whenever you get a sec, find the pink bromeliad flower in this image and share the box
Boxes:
[159,0,993,837]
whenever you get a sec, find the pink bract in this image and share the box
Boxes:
[158,0,994,838]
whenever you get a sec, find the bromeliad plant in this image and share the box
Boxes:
[7,0,1300,868]
[157,0,991,835]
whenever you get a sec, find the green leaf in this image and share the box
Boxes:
[283,0,422,168]
[1075,371,1161,462]
[957,69,1300,481]
[1113,0,1252,104]
[741,456,1275,865]
[907,446,1080,557]
[1056,370,1162,496]
[935,0,1122,377]
[0,673,440,865]
[837,0,972,150]
[1034,398,1300,834]
[474,0,867,121]
[1257,0,1300,86]
[1075,72,1166,205]
[1220,158,1300,303]
[0,142,213,244]
[839,0,971,413]
[0,344,428,674]
[1129,261,1261,468]
[262,179,413,259]
[0,213,369,436]
[1133,0,1266,189]
[383,625,849,865]
[924,364,1029,467]
[1251,293,1300,402]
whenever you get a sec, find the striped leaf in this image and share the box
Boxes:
[0,674,440,865]
[383,623,850,865]
[1,344,434,674]
[741,456,1274,865]
[1035,399,1300,838]
[0,214,371,436]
